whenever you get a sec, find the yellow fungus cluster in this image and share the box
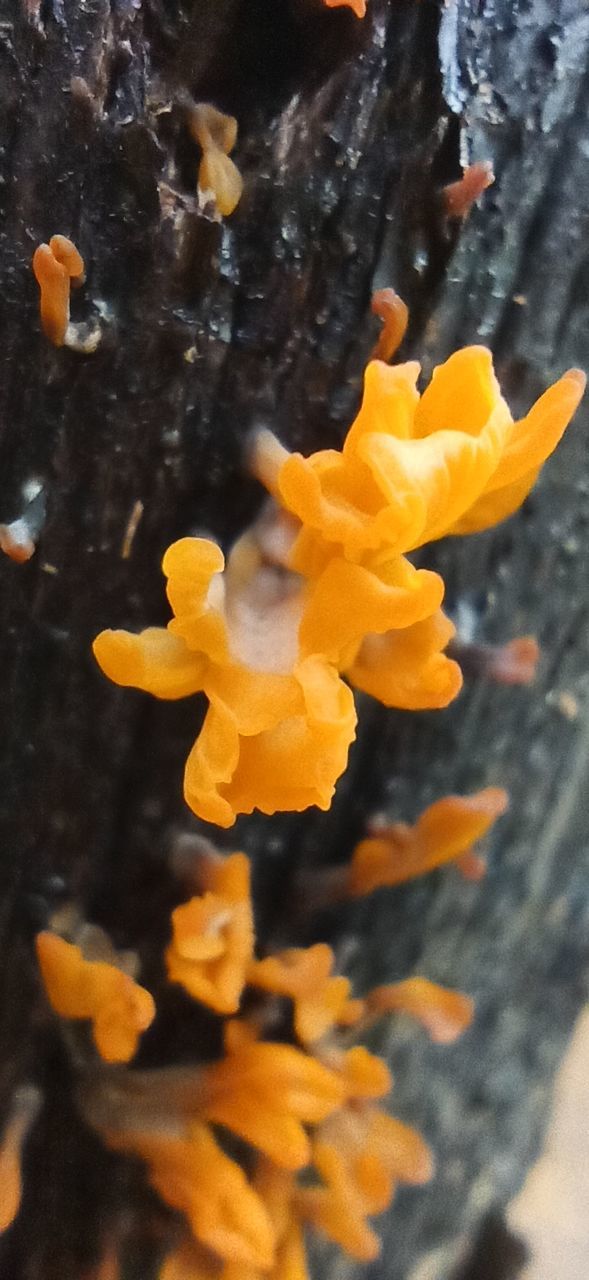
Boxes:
[31,809,489,1275]
[93,347,584,827]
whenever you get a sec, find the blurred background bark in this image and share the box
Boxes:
[0,0,588,1277]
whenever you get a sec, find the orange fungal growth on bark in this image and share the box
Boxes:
[249,943,363,1045]
[324,0,367,16]
[110,1122,276,1270]
[32,243,72,345]
[93,535,357,826]
[36,931,155,1063]
[299,1108,432,1262]
[262,349,584,561]
[166,852,254,1014]
[348,787,508,896]
[0,1086,41,1234]
[32,235,100,350]
[370,288,409,363]
[49,233,85,283]
[364,978,474,1044]
[442,161,495,218]
[198,1028,346,1170]
[189,102,243,217]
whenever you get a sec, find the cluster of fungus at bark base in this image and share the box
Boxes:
[93,347,584,827]
[29,802,493,1279]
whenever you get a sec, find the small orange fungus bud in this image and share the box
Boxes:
[324,0,367,17]
[348,787,508,896]
[189,102,243,217]
[365,978,474,1044]
[0,517,36,563]
[36,932,155,1063]
[484,636,540,685]
[370,288,409,363]
[0,1085,41,1234]
[32,235,85,346]
[49,234,85,283]
[249,943,362,1044]
[450,634,540,686]
[442,162,494,218]
[166,852,254,1014]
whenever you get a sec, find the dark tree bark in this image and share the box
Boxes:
[1,1,588,1278]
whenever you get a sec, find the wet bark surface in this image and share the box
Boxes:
[0,0,588,1277]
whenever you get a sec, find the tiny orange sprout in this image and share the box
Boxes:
[249,943,362,1045]
[0,1086,41,1234]
[166,852,254,1014]
[198,1027,346,1170]
[370,288,409,363]
[364,978,474,1044]
[189,102,243,217]
[324,0,367,17]
[442,161,495,218]
[32,235,85,346]
[0,517,36,563]
[348,787,508,896]
[36,932,155,1063]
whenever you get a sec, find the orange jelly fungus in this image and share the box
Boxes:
[348,787,508,896]
[166,852,254,1014]
[0,1086,41,1234]
[93,536,356,827]
[109,1121,276,1270]
[36,932,155,1063]
[370,288,409,363]
[94,348,583,827]
[189,103,243,217]
[32,235,85,346]
[198,1024,346,1170]
[442,161,494,218]
[324,0,367,16]
[364,978,474,1044]
[299,1108,432,1262]
[249,943,363,1045]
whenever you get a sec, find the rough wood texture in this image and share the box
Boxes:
[0,1,588,1278]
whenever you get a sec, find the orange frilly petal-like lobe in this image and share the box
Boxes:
[184,658,356,827]
[36,932,155,1063]
[347,787,508,895]
[93,627,206,699]
[365,978,474,1043]
[248,943,361,1045]
[199,1039,345,1170]
[298,554,445,666]
[117,1123,275,1270]
[347,610,462,711]
[449,368,586,535]
[166,852,254,1014]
